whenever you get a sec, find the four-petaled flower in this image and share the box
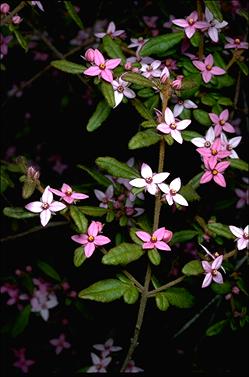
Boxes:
[209,109,235,136]
[94,185,114,208]
[93,338,122,358]
[124,360,144,373]
[94,21,125,39]
[84,49,121,83]
[87,352,112,373]
[129,162,170,195]
[204,7,228,43]
[71,221,111,258]
[201,255,224,288]
[191,126,215,147]
[200,159,230,187]
[13,348,35,374]
[229,225,249,250]
[157,107,191,144]
[220,133,241,159]
[224,36,248,50]
[173,99,197,117]
[159,177,188,206]
[193,54,225,83]
[25,186,67,227]
[136,227,171,251]
[172,10,209,39]
[49,183,89,204]
[140,59,162,79]
[111,77,136,108]
[49,333,71,355]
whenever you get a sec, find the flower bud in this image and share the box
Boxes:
[84,48,95,62]
[0,3,10,14]
[12,15,22,24]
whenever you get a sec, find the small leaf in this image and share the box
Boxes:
[212,74,234,88]
[123,285,139,304]
[11,305,31,337]
[182,260,203,276]
[86,100,111,132]
[137,88,154,97]
[179,184,200,202]
[201,93,217,106]
[148,249,161,266]
[140,120,157,128]
[193,109,212,126]
[50,59,85,74]
[11,27,28,50]
[102,243,144,265]
[128,129,160,149]
[77,206,107,217]
[77,164,112,187]
[129,228,143,245]
[229,158,248,172]
[171,230,199,245]
[176,73,201,99]
[64,1,84,29]
[190,31,201,47]
[155,293,170,311]
[211,281,231,294]
[100,81,115,108]
[96,157,140,179]
[188,172,203,189]
[131,98,154,120]
[74,246,87,267]
[78,279,126,302]
[204,0,223,21]
[217,97,233,106]
[213,51,226,69]
[22,178,36,199]
[207,222,234,239]
[164,287,195,308]
[37,260,61,282]
[164,134,174,145]
[182,130,202,142]
[122,72,154,88]
[102,35,126,64]
[3,207,37,219]
[70,206,88,233]
[206,320,228,336]
[236,60,249,76]
[140,31,184,56]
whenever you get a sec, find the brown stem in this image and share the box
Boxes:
[147,276,186,297]
[1,1,26,25]
[197,0,204,60]
[226,49,244,71]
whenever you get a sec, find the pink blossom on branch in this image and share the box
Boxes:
[204,7,228,43]
[196,137,231,166]
[200,159,230,187]
[229,225,249,250]
[136,227,171,251]
[111,76,136,108]
[201,255,224,288]
[157,107,191,144]
[49,183,89,204]
[84,49,121,83]
[13,348,35,374]
[192,54,225,83]
[209,109,235,136]
[224,36,248,49]
[172,11,209,39]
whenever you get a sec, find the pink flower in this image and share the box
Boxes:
[136,227,171,251]
[209,109,235,136]
[0,33,12,59]
[82,48,95,63]
[25,186,67,226]
[128,37,149,55]
[173,98,197,117]
[94,21,125,39]
[12,15,22,24]
[31,290,58,321]
[157,107,191,144]
[172,10,209,39]
[159,177,188,206]
[140,59,162,79]
[192,54,225,83]
[201,255,224,288]
[224,36,248,49]
[204,7,228,43]
[49,183,89,204]
[93,338,122,358]
[111,77,136,107]
[235,188,249,208]
[84,49,121,83]
[49,333,71,355]
[13,348,35,374]
[220,133,242,159]
[124,360,144,373]
[200,159,230,187]
[87,352,112,373]
[129,162,170,195]
[94,185,114,208]
[229,225,249,250]
[71,221,111,258]
[196,137,231,166]
[171,75,184,89]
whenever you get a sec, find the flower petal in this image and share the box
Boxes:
[49,201,67,212]
[42,186,53,204]
[136,231,151,242]
[25,202,43,213]
[94,235,111,246]
[84,243,95,257]
[141,163,152,179]
[40,209,51,226]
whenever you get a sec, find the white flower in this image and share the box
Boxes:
[111,77,136,108]
[159,177,188,206]
[229,225,249,250]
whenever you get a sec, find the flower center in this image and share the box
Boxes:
[212,269,218,276]
[206,64,212,71]
[170,122,177,130]
[145,177,153,184]
[204,141,211,148]
[219,119,225,125]
[151,235,157,242]
[146,65,153,72]
[65,189,72,196]
[188,18,194,25]
[243,232,249,240]
[227,144,233,151]
[170,189,177,196]
[235,38,240,44]
[42,202,50,209]
[88,235,95,242]
[117,85,124,93]
[178,100,184,105]
[212,169,218,175]
[99,63,106,70]
[211,149,217,156]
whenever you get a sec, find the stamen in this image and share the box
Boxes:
[88,235,94,242]
[212,169,218,175]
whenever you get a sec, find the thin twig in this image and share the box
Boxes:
[147,276,186,297]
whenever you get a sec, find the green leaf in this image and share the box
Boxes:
[236,61,248,76]
[148,249,161,265]
[64,1,84,29]
[140,120,157,128]
[155,293,170,311]
[217,97,233,106]
[3,207,37,219]
[137,88,154,97]
[78,279,126,302]
[188,172,203,190]
[176,73,201,99]
[37,260,61,282]
[211,281,231,294]
[193,109,212,126]
[70,206,88,233]
[237,8,249,23]
[22,178,36,199]
[102,35,126,64]
[96,157,140,179]
[102,242,144,265]
[213,51,226,69]
[201,93,217,106]
[164,287,195,308]
[190,31,201,47]
[50,59,85,74]
[77,164,112,187]
[206,320,228,336]
[128,129,160,150]
[182,130,202,142]
[131,98,154,120]
[123,285,139,304]
[129,228,143,245]
[212,74,234,89]
[77,206,107,217]
[179,184,200,202]
[11,27,28,50]
[144,95,159,112]
[73,246,87,267]
[164,134,174,145]
[204,0,223,21]
[100,81,115,108]
[207,222,234,239]
[182,260,204,276]
[122,72,155,88]
[86,100,111,132]
[229,158,249,172]
[11,305,31,337]
[140,31,184,56]
[171,230,199,245]
[0,169,14,193]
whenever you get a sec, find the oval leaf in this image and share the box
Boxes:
[50,59,85,74]
[3,207,37,219]
[164,287,195,308]
[128,129,160,149]
[103,35,126,64]
[132,98,154,120]
[140,31,184,56]
[207,222,234,239]
[96,157,140,179]
[86,100,111,132]
[70,206,88,233]
[11,305,31,337]
[193,109,212,126]
[77,206,107,217]
[77,164,112,187]
[78,279,126,302]
[229,158,248,172]
[102,242,144,265]
[64,1,84,29]
[206,320,228,336]
[123,285,139,304]
[148,248,161,266]
[37,260,61,282]
[100,81,115,108]
[74,246,87,267]
[171,230,198,245]
[122,72,154,88]
[155,293,170,311]
[182,260,203,276]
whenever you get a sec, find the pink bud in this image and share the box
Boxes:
[124,62,132,70]
[171,75,184,90]
[12,15,22,24]
[15,269,22,276]
[0,3,10,13]
[163,229,173,243]
[84,48,95,62]
[132,67,139,73]
[232,286,240,295]
[69,290,77,298]
[25,265,32,272]
[61,281,70,291]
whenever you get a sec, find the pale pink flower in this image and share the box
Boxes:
[111,77,136,107]
[204,7,228,42]
[235,188,249,208]
[229,225,249,250]
[12,15,22,24]
[136,227,171,251]
[220,133,242,159]
[25,185,67,227]
[164,58,178,71]
[143,16,158,29]
[201,255,224,288]
[200,159,230,187]
[0,3,10,13]
[31,1,44,11]
[159,177,188,206]
[224,36,248,49]
[128,37,149,55]
[94,185,114,208]
[172,10,209,39]
[192,54,225,83]
[93,338,122,358]
[209,109,235,136]
[49,183,89,204]
[163,15,175,29]
[124,360,144,373]
[94,21,125,39]
[173,98,197,117]
[84,49,121,83]
[191,126,215,147]
[157,107,191,144]
[71,221,111,258]
[0,33,12,59]
[30,290,58,321]
[87,352,112,373]
[140,59,162,79]
[129,162,170,195]
[49,333,71,355]
[196,137,231,165]
[171,75,184,90]
[13,348,35,374]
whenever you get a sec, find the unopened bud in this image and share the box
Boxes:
[12,15,22,24]
[0,3,10,13]
[84,48,95,62]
